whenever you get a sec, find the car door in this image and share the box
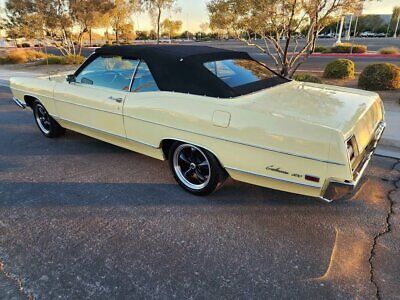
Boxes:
[123,60,163,145]
[54,55,139,137]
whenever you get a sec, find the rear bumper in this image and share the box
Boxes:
[321,121,386,202]
[13,97,26,109]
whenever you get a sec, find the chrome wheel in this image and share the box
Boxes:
[35,104,51,134]
[173,144,211,190]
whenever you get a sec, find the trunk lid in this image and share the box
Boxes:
[240,81,384,151]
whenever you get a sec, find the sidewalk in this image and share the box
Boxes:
[377,108,400,159]
[382,111,400,148]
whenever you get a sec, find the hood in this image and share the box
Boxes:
[240,81,384,148]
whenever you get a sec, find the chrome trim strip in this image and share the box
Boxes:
[319,196,333,203]
[56,117,158,149]
[12,97,26,109]
[225,166,321,188]
[128,60,141,92]
[124,115,345,166]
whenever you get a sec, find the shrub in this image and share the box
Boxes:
[2,50,28,64]
[323,59,355,79]
[314,45,327,53]
[331,43,367,54]
[293,73,322,83]
[0,50,49,64]
[38,55,64,65]
[21,42,31,48]
[358,63,400,90]
[379,47,399,55]
[62,54,85,65]
[38,54,85,65]
[25,50,48,60]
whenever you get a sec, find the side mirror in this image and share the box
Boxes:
[66,74,76,83]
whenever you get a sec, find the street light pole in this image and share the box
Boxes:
[335,16,345,45]
[346,14,353,40]
[353,16,359,38]
[394,13,400,38]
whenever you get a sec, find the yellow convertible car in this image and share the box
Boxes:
[10,45,385,202]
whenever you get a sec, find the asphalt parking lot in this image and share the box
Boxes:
[0,85,399,299]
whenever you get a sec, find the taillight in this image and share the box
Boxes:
[346,137,355,162]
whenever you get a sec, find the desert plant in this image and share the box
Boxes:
[38,55,64,65]
[379,47,399,55]
[62,55,85,65]
[25,50,48,60]
[1,50,28,64]
[313,45,327,53]
[38,54,85,65]
[293,73,322,83]
[0,50,49,64]
[358,63,400,90]
[331,43,367,54]
[323,59,355,79]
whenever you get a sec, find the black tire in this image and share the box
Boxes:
[168,141,227,196]
[33,100,65,138]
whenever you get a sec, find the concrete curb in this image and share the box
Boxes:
[380,137,400,149]
[311,53,400,58]
[376,146,400,159]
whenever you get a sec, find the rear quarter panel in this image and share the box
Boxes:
[123,91,347,197]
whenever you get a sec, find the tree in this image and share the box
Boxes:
[208,0,363,77]
[200,22,210,33]
[143,0,178,44]
[161,18,182,38]
[3,0,114,54]
[69,0,113,50]
[149,29,158,40]
[136,30,150,40]
[180,30,194,40]
[120,23,136,41]
[107,0,139,44]
[357,15,385,34]
[3,0,42,42]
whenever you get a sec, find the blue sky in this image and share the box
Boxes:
[0,0,397,32]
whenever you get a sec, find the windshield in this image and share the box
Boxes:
[204,59,277,88]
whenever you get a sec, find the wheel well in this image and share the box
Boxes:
[24,95,38,108]
[161,139,176,159]
[160,139,227,171]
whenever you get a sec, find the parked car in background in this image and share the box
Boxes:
[318,33,334,38]
[375,33,386,38]
[10,45,385,202]
[360,31,378,37]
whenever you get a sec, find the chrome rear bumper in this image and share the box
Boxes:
[321,121,386,202]
[13,97,26,109]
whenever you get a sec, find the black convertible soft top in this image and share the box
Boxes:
[88,45,288,98]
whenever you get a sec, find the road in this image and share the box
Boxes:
[195,37,400,52]
[0,85,400,299]
[44,38,399,73]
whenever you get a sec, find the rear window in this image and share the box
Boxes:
[204,59,276,88]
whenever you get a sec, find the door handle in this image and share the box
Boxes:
[108,96,123,103]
